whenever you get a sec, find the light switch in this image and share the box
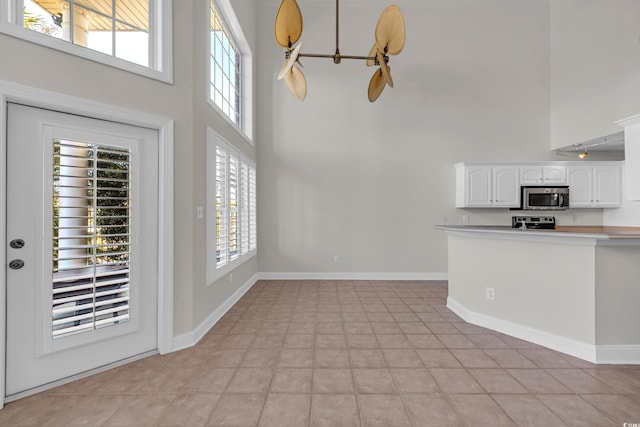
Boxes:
[196,206,204,219]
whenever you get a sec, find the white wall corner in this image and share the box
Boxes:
[172,273,259,352]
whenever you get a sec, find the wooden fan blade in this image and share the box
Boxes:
[377,50,394,88]
[277,43,302,80]
[368,68,386,102]
[284,65,307,101]
[366,44,377,67]
[375,5,406,55]
[275,0,303,48]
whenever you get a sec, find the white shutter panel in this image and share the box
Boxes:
[239,161,249,255]
[52,140,131,338]
[249,166,257,251]
[216,146,228,268]
[228,154,239,262]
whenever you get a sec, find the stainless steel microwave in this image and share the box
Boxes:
[521,186,569,210]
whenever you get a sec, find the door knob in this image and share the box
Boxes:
[9,259,24,270]
[10,239,25,249]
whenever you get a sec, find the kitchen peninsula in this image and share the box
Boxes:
[435,225,640,364]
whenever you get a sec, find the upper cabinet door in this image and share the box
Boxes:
[520,166,544,184]
[493,166,520,207]
[594,166,621,207]
[567,166,594,207]
[466,166,492,207]
[542,166,567,184]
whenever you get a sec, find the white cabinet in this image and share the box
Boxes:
[520,165,567,185]
[455,161,622,209]
[456,164,519,208]
[567,164,621,208]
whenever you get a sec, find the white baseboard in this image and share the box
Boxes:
[172,273,259,352]
[447,297,598,363]
[596,345,640,364]
[257,272,448,281]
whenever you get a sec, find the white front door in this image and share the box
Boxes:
[6,103,159,398]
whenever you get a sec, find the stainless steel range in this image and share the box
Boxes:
[512,215,556,230]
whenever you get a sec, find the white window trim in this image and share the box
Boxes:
[206,127,256,285]
[206,0,253,143]
[0,0,173,83]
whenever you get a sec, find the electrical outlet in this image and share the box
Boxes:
[229,273,233,283]
[486,287,495,301]
[462,215,469,224]
[333,256,340,264]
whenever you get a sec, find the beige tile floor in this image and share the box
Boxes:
[1,280,640,426]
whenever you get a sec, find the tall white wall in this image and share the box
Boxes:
[550,0,640,149]
[256,0,608,276]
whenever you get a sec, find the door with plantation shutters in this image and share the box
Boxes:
[6,104,158,397]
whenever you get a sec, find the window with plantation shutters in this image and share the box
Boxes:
[207,128,256,283]
[52,139,131,338]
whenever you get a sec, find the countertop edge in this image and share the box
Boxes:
[433,225,640,242]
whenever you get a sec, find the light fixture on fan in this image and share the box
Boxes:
[274,0,406,102]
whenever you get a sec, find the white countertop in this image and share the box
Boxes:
[434,225,640,242]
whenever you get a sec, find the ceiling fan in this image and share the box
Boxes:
[275,0,406,102]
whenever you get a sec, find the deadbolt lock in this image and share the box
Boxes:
[10,239,25,249]
[9,259,24,270]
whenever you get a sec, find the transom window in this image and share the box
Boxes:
[209,0,241,128]
[1,0,173,81]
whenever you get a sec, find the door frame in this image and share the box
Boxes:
[0,80,175,408]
